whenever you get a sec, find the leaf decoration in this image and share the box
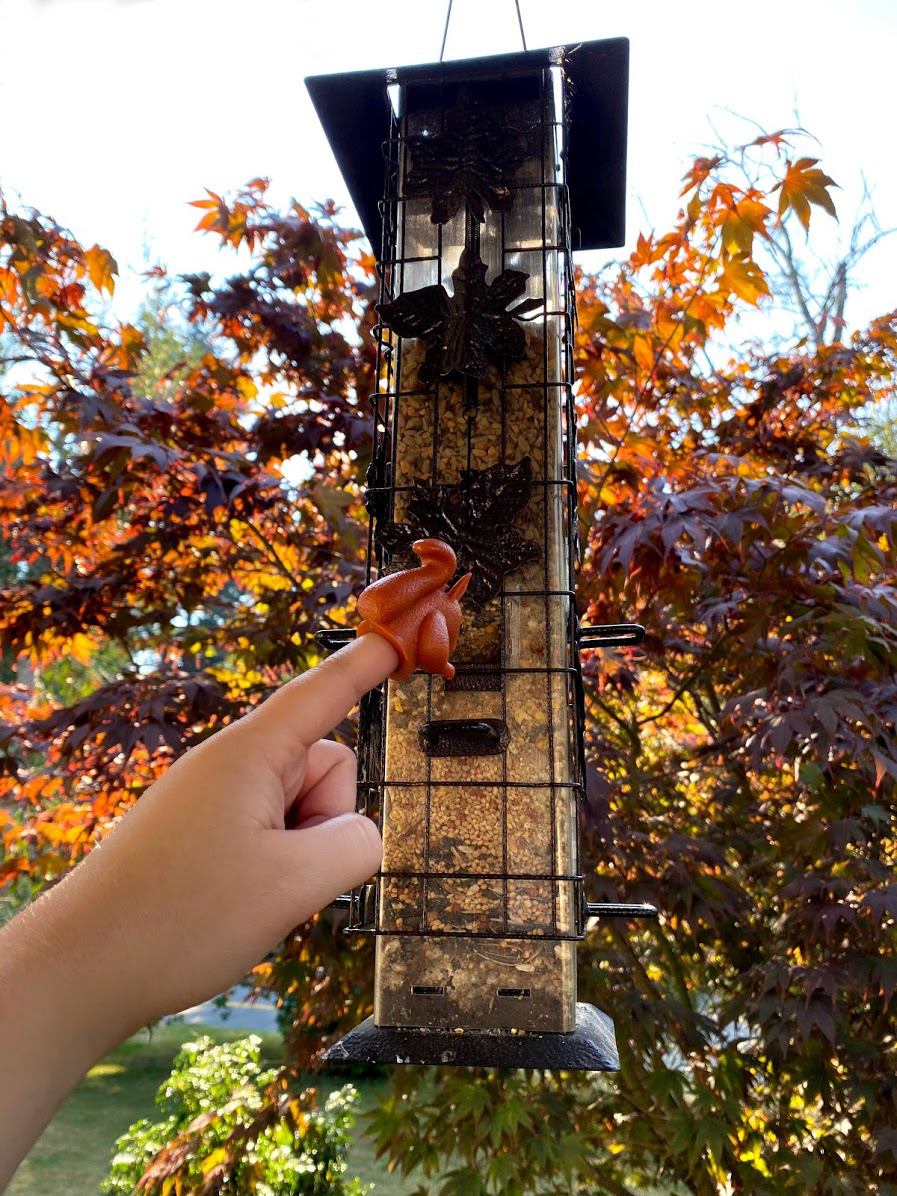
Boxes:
[377,457,540,607]
[376,283,451,386]
[404,97,529,225]
[378,248,543,386]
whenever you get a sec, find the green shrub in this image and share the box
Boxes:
[102,1035,368,1195]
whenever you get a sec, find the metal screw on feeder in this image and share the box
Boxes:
[307,31,656,1070]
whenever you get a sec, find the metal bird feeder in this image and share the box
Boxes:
[307,37,656,1070]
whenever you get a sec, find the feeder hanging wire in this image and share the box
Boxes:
[440,0,527,62]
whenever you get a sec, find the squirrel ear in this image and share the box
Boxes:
[447,572,472,601]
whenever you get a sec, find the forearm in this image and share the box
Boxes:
[0,633,397,1189]
[0,882,135,1190]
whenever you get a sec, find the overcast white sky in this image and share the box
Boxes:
[1,0,895,327]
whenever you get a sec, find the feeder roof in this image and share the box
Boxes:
[305,37,629,257]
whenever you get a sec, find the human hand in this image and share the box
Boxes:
[49,632,397,1033]
[0,633,397,1186]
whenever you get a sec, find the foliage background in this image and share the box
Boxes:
[102,1035,367,1196]
[1,134,895,1195]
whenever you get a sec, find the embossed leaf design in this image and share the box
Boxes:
[374,284,450,387]
[404,99,529,225]
[378,248,543,386]
[377,458,540,608]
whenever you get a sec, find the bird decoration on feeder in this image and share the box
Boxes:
[309,36,656,1070]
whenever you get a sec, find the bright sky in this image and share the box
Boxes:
[1,0,895,327]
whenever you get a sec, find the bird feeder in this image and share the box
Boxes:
[308,37,655,1070]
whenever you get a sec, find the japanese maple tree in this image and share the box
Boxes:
[1,134,895,1195]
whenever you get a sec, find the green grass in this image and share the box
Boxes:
[8,1022,418,1195]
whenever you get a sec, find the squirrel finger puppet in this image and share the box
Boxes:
[357,539,471,681]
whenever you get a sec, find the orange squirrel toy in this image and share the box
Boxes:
[357,539,471,681]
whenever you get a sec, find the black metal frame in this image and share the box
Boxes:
[317,57,654,946]
[324,1003,620,1071]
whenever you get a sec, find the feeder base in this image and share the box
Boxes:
[322,1002,618,1071]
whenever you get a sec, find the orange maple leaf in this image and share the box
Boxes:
[774,158,838,231]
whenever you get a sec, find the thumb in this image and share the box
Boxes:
[263,812,382,930]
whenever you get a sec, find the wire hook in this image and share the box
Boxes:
[439,0,453,61]
[440,0,527,62]
[514,0,527,51]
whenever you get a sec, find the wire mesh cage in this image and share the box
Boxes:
[362,63,583,942]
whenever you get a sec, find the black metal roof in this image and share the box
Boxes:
[305,37,629,257]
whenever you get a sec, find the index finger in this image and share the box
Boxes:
[247,632,398,751]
